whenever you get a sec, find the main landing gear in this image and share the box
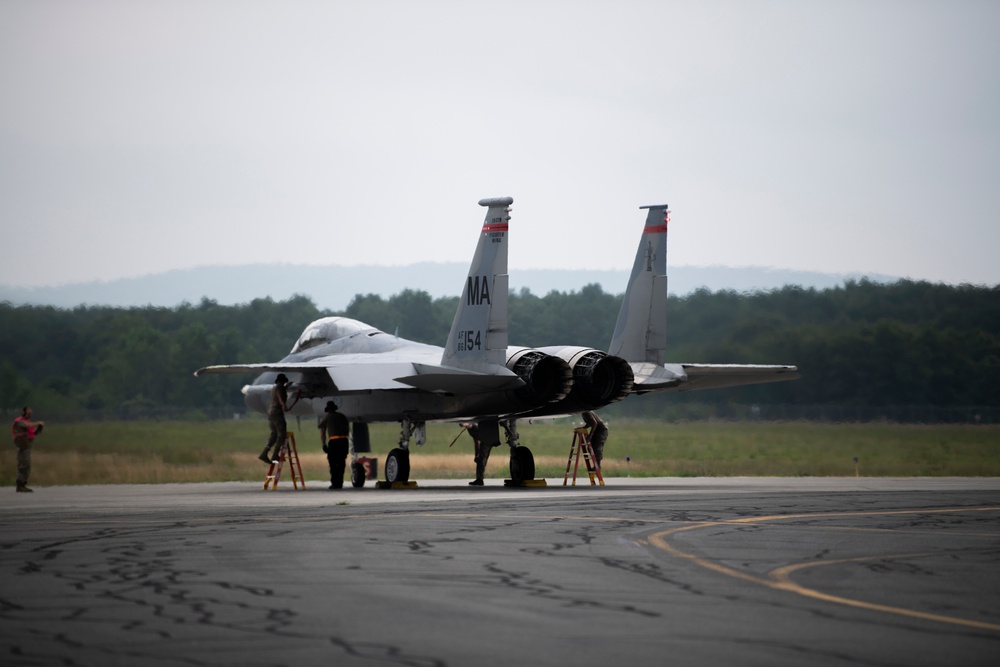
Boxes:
[375,417,542,488]
[383,418,424,486]
[385,447,410,484]
[503,419,537,485]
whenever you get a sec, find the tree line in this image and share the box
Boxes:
[1,279,997,420]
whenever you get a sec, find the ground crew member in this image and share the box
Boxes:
[319,401,350,489]
[582,411,608,466]
[259,374,300,464]
[11,406,45,493]
[461,422,492,486]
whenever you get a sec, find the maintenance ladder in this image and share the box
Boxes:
[264,432,306,490]
[563,427,604,486]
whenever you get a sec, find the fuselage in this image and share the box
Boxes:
[243,317,532,423]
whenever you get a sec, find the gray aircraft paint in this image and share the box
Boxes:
[442,197,512,372]
[609,205,669,366]
[607,204,797,392]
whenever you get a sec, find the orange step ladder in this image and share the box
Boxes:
[563,427,604,486]
[263,432,306,490]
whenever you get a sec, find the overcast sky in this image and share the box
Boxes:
[2,0,997,290]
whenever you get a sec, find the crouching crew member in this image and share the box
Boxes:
[320,401,350,489]
[582,411,608,466]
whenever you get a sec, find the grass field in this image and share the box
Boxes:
[2,418,998,487]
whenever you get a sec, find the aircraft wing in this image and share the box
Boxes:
[195,360,523,395]
[194,362,329,377]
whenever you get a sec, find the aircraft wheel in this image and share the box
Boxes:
[351,462,366,488]
[509,446,535,483]
[385,448,410,484]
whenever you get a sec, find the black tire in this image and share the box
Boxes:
[351,462,366,488]
[509,446,535,483]
[385,448,410,484]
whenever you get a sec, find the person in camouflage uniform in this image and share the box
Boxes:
[259,374,300,464]
[11,406,45,493]
[582,411,608,466]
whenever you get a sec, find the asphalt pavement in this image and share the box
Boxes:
[1,477,998,666]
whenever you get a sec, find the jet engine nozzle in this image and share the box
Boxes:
[505,348,573,409]
[538,346,635,411]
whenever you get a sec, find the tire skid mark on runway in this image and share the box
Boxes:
[645,507,1000,632]
[396,523,667,619]
[14,506,998,635]
[3,523,449,666]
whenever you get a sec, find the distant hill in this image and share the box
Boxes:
[0,263,899,311]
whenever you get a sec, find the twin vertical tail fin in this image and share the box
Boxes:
[608,204,669,366]
[608,203,798,394]
[442,197,513,372]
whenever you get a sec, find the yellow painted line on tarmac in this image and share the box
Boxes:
[724,506,1000,524]
[647,522,764,586]
[646,507,1000,632]
[769,554,1000,632]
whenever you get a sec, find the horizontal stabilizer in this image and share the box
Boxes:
[672,364,800,392]
[629,362,687,391]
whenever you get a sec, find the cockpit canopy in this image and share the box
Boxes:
[290,317,375,353]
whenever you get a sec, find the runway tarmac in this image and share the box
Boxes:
[2,477,999,666]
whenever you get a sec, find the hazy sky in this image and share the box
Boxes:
[2,0,998,289]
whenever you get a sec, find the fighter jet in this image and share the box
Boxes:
[195,198,798,486]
